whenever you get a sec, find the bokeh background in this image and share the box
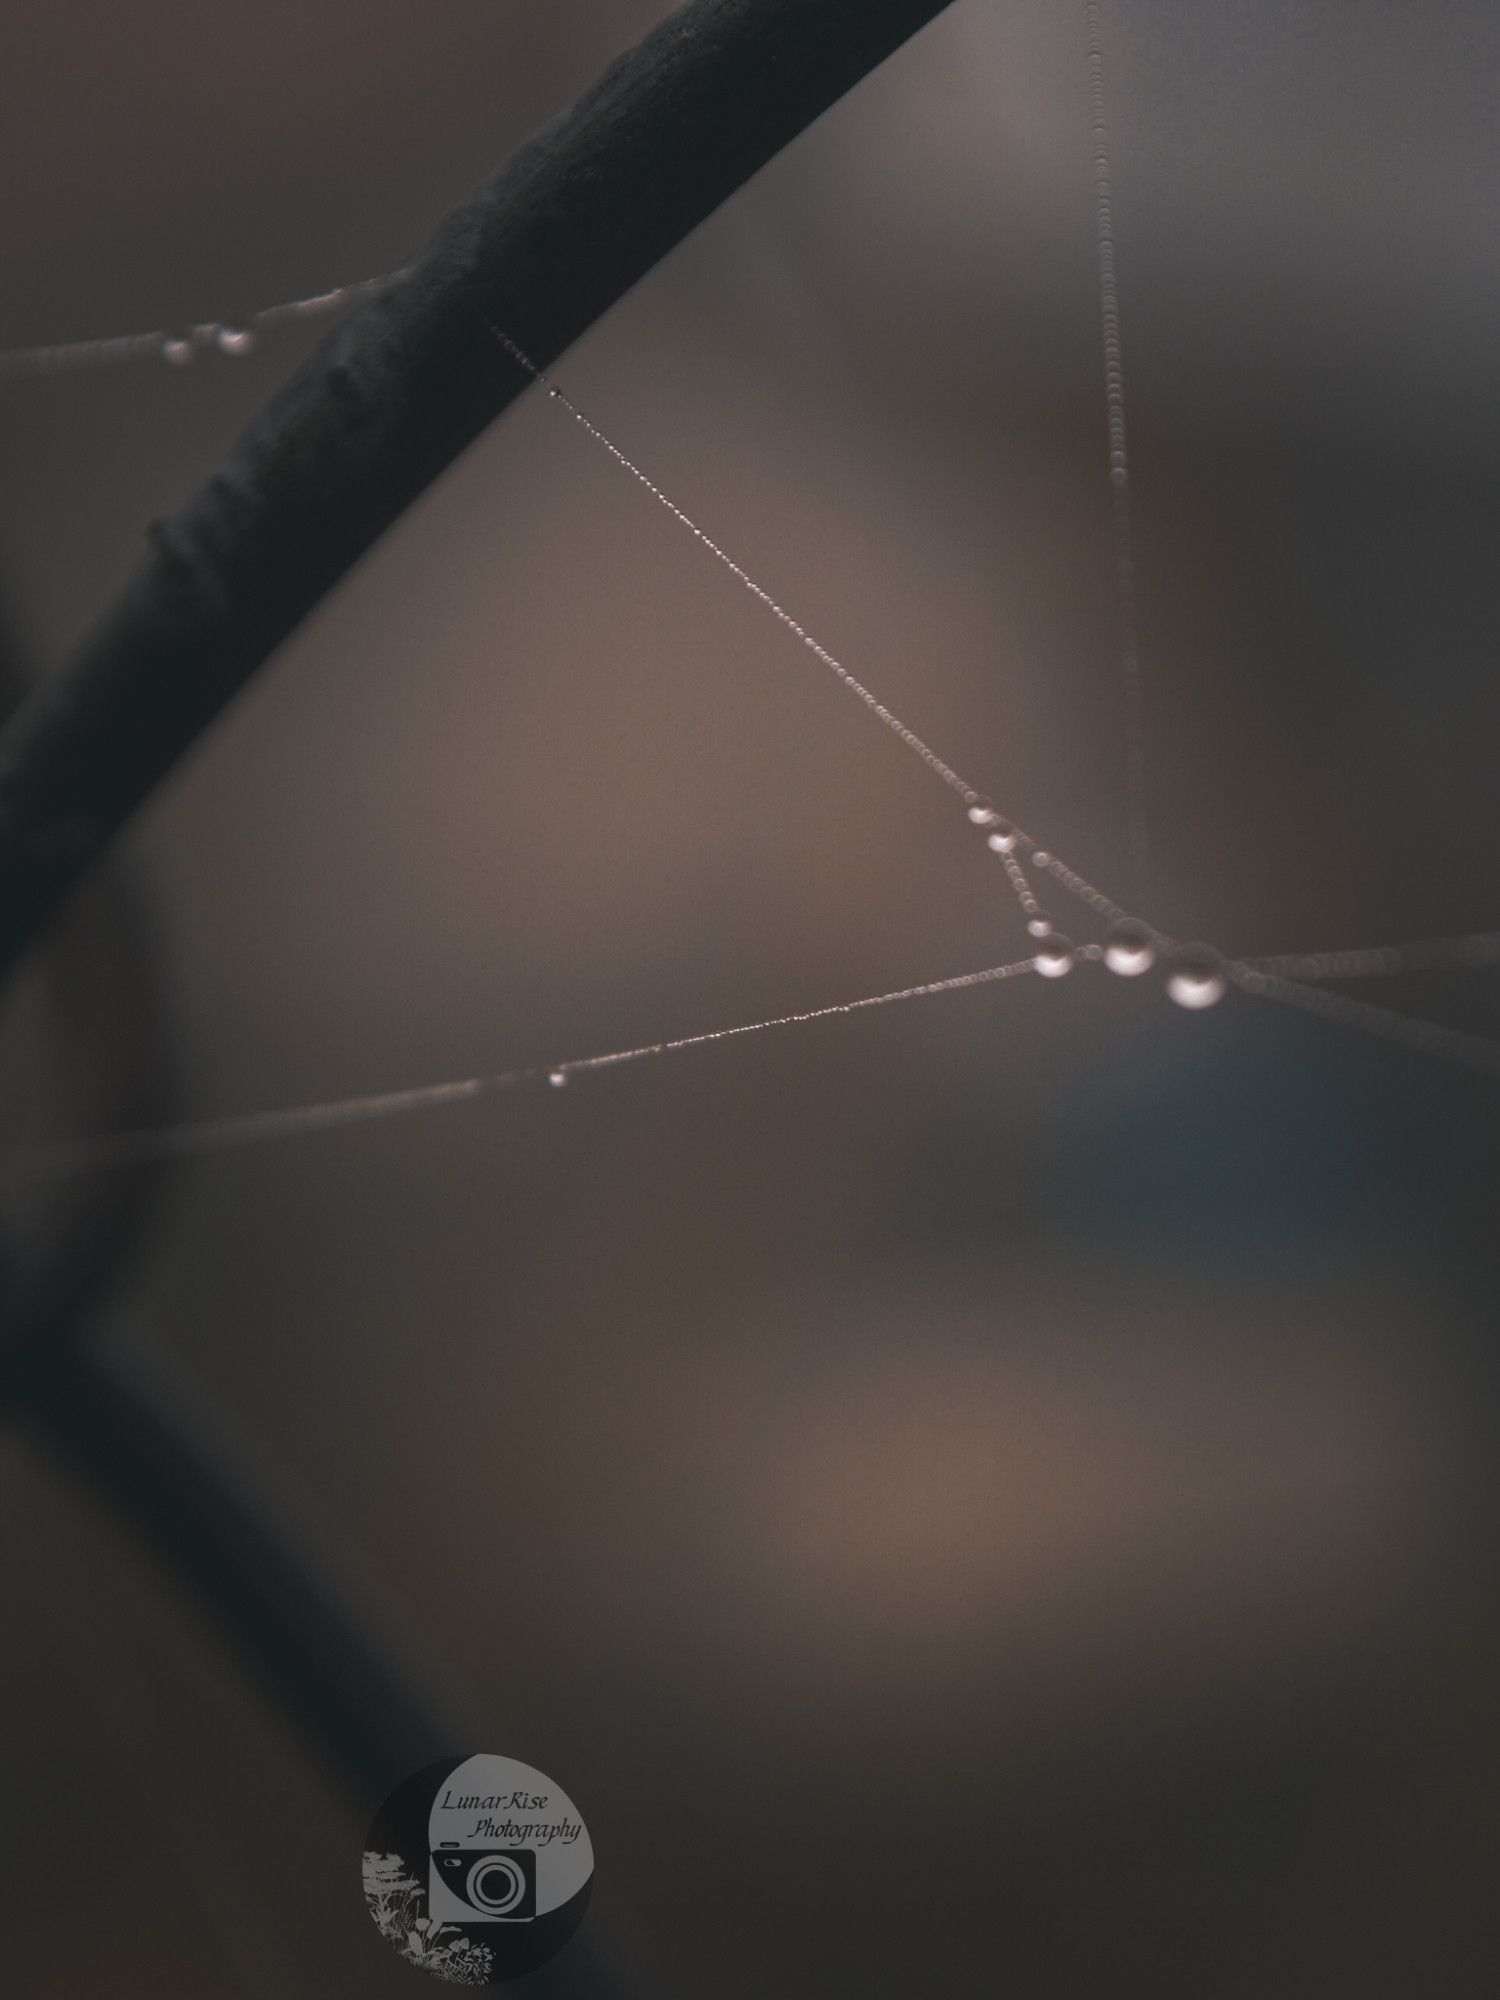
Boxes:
[2,1,1499,1993]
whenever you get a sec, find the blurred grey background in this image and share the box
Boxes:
[2,1,1499,1993]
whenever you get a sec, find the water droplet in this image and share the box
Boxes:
[1165,945,1226,1010]
[1031,851,1051,869]
[1027,915,1053,939]
[546,384,562,399]
[1033,936,1074,978]
[967,798,997,826]
[1103,919,1156,977]
[986,825,1018,854]
[160,333,195,367]
[215,323,256,356]
[548,1069,569,1088]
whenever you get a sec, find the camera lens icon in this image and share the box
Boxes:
[430,1843,537,1923]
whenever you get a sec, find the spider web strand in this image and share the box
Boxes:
[5,958,1038,1183]
[1087,0,1149,880]
[481,315,983,805]
[0,273,400,377]
[1231,966,1500,1078]
[1239,930,1500,981]
[478,315,1129,932]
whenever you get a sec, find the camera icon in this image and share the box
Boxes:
[429,1843,537,1924]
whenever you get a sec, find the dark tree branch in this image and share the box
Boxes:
[13,1332,464,1798]
[0,577,174,1345]
[0,0,957,981]
[11,1332,635,1999]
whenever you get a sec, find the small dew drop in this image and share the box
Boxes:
[1102,918,1156,977]
[986,826,1018,854]
[1033,936,1075,978]
[1027,915,1053,939]
[215,323,256,356]
[546,384,562,399]
[1110,465,1129,486]
[967,798,997,826]
[1031,851,1051,869]
[160,333,195,367]
[1165,946,1226,1011]
[548,1069,569,1088]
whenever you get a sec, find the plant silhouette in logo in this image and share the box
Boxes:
[362,1851,496,1986]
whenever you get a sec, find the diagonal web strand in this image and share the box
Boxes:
[1229,965,1500,1078]
[476,314,1129,936]
[3,959,1038,1184]
[481,318,982,805]
[1238,930,1500,981]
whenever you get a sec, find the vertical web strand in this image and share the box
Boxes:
[1087,1,1149,881]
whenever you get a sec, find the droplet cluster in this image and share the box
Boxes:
[159,323,258,366]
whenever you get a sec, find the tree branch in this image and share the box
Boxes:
[0,0,957,981]
[0,576,174,1341]
[12,1331,636,1997]
[14,1332,465,1800]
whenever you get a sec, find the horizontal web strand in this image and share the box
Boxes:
[1230,965,1500,1079]
[4,957,1038,1184]
[0,273,399,377]
[1239,930,1500,982]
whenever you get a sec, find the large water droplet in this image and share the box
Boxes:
[986,825,1018,854]
[1103,919,1155,977]
[1165,945,1226,1010]
[967,798,998,826]
[1033,936,1075,978]
[215,323,256,356]
[548,1069,569,1088]
[160,333,195,366]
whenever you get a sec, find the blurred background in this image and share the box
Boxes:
[2,1,1499,1993]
